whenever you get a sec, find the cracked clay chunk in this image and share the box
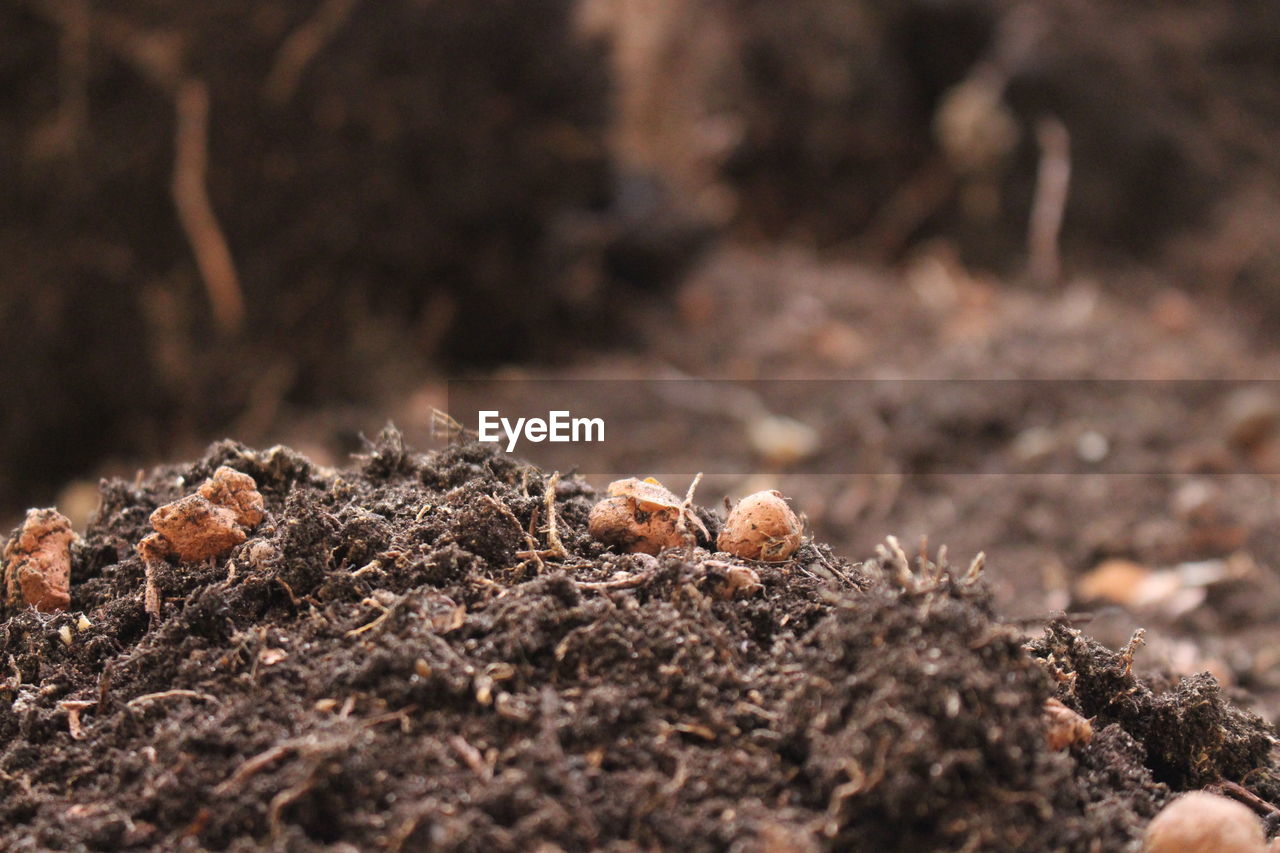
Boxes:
[149,495,248,562]
[198,466,265,528]
[4,508,75,612]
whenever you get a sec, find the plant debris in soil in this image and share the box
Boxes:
[1,430,1277,851]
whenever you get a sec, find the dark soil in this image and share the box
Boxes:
[3,433,1277,851]
[0,0,707,510]
[708,0,1280,264]
[8,0,1280,521]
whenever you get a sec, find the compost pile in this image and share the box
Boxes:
[1,433,1277,851]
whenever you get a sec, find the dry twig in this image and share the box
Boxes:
[139,552,163,623]
[542,472,568,559]
[127,688,218,708]
[214,736,341,795]
[675,472,704,553]
[173,79,245,333]
[576,571,656,591]
[514,473,569,563]
[1028,116,1071,288]
[25,1,246,333]
[265,0,360,103]
[1206,779,1280,827]
[59,699,96,740]
[344,596,392,637]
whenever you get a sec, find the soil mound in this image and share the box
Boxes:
[1,433,1275,850]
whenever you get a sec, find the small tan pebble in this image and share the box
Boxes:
[136,532,168,564]
[4,508,75,612]
[590,477,705,556]
[1144,791,1266,853]
[608,477,708,535]
[257,648,288,666]
[1224,387,1280,452]
[745,415,819,467]
[148,495,248,562]
[1150,288,1196,333]
[757,823,820,853]
[717,491,802,562]
[588,496,683,556]
[197,467,265,529]
[245,539,280,569]
[1076,558,1151,607]
[716,564,762,600]
[934,77,1019,173]
[1043,698,1093,750]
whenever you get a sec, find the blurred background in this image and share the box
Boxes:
[6,1,1280,710]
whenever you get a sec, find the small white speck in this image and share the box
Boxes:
[1076,431,1109,463]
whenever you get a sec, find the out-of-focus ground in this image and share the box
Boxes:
[6,1,1280,715]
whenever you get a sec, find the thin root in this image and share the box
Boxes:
[265,0,360,104]
[59,699,96,740]
[344,597,392,637]
[1119,628,1146,678]
[1027,115,1071,288]
[214,735,340,795]
[173,79,245,334]
[541,472,569,560]
[127,689,218,708]
[676,472,704,555]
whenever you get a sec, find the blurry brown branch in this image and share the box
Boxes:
[265,0,360,105]
[25,0,245,334]
[1028,116,1071,288]
[172,79,245,334]
[27,0,89,159]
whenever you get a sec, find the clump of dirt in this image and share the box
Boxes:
[1031,624,1280,798]
[1,432,1276,851]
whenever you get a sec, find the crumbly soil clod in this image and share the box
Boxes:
[3,508,75,613]
[141,466,265,563]
[198,466,266,529]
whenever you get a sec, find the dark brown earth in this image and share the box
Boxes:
[8,0,1280,516]
[2,433,1277,851]
[7,2,1280,849]
[0,0,706,509]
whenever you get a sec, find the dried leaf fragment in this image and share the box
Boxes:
[607,477,683,512]
[1043,698,1093,750]
[4,508,75,612]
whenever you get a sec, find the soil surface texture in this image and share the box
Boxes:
[3,433,1277,851]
